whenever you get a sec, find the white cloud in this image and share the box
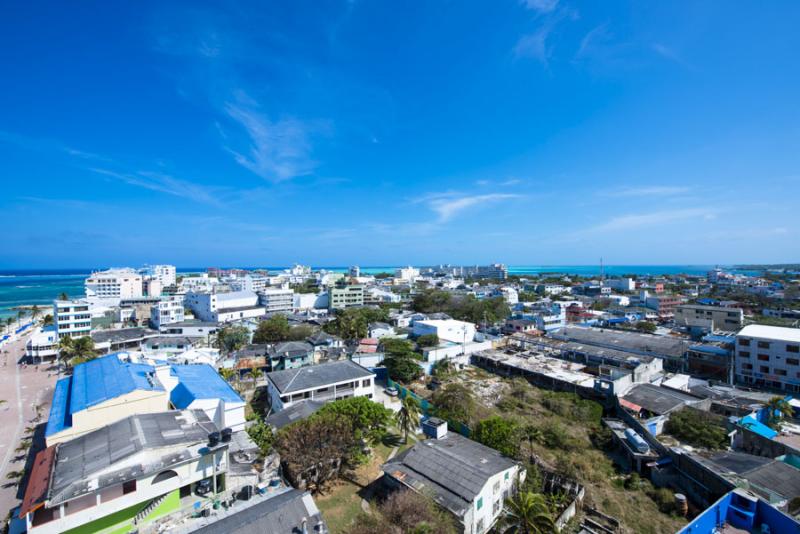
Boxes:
[514,27,553,64]
[224,102,318,182]
[521,0,559,13]
[584,208,716,234]
[606,186,692,197]
[422,193,523,222]
[91,168,223,206]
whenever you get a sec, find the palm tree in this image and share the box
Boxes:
[765,396,794,430]
[250,368,264,386]
[69,337,96,366]
[219,368,236,382]
[16,310,25,325]
[42,314,54,327]
[4,317,12,334]
[523,424,543,462]
[395,395,421,443]
[30,305,40,323]
[58,292,69,301]
[498,491,557,534]
[58,336,76,369]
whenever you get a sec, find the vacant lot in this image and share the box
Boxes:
[449,370,687,534]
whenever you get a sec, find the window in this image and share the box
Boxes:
[494,481,500,493]
[743,364,753,370]
[760,366,770,373]
[505,472,509,481]
[476,519,485,533]
[477,497,483,510]
[739,351,750,358]
[776,369,787,376]
[788,345,800,354]
[758,341,770,349]
[493,499,501,515]
[758,354,770,361]
[788,359,799,366]
[122,480,137,494]
[362,379,371,387]
[739,338,750,347]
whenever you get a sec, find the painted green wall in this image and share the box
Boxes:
[61,490,180,534]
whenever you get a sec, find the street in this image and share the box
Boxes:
[0,330,57,520]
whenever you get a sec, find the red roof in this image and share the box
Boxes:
[359,338,379,345]
[20,445,56,517]
[619,398,643,413]
[357,345,378,353]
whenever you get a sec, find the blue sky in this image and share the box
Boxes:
[1,1,799,268]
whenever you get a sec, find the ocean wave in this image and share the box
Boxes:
[15,285,42,289]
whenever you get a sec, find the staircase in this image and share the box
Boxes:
[133,493,169,525]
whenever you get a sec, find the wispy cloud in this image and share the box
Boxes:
[521,0,559,14]
[651,43,694,70]
[584,208,716,234]
[575,24,610,60]
[0,130,110,162]
[416,192,523,222]
[91,168,224,206]
[223,100,320,182]
[514,26,554,64]
[605,186,692,197]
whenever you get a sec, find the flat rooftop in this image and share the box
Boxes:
[737,324,800,343]
[473,350,597,387]
[550,326,690,358]
[620,383,703,415]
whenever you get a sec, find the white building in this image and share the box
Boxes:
[143,264,177,287]
[498,287,519,305]
[185,291,265,323]
[53,299,92,339]
[735,324,800,393]
[230,274,270,293]
[395,266,420,282]
[179,274,219,293]
[26,326,59,362]
[85,268,143,306]
[266,360,375,412]
[412,319,476,344]
[293,292,326,311]
[604,277,636,292]
[259,288,295,314]
[383,419,524,534]
[365,287,403,304]
[150,297,186,329]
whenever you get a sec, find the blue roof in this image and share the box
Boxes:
[169,364,243,409]
[45,353,163,437]
[739,414,778,440]
[45,377,73,436]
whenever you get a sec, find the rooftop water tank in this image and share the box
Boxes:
[624,428,650,454]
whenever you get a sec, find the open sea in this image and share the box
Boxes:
[0,265,752,320]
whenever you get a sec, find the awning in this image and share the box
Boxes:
[619,398,643,412]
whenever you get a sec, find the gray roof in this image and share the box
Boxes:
[267,360,374,394]
[264,400,325,430]
[161,320,217,328]
[550,326,689,359]
[620,383,703,415]
[91,327,159,344]
[382,432,517,517]
[143,336,202,347]
[369,322,392,330]
[49,410,218,505]
[306,331,339,345]
[696,451,800,502]
[192,489,326,534]
[270,341,313,356]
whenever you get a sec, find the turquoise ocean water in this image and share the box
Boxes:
[0,265,748,319]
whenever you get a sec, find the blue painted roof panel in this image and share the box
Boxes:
[169,364,242,408]
[69,354,163,413]
[740,414,778,439]
[45,377,73,437]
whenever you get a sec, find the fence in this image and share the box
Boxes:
[386,377,471,437]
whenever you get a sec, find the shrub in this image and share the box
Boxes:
[665,409,728,450]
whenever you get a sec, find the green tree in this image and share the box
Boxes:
[250,367,264,384]
[431,383,477,425]
[30,305,41,323]
[416,334,440,347]
[288,325,315,341]
[765,396,794,430]
[69,336,96,365]
[635,321,657,333]
[58,292,69,301]
[4,317,13,334]
[216,325,250,354]
[317,396,392,445]
[246,418,275,454]
[58,336,76,367]
[396,395,421,443]
[253,315,291,343]
[412,290,453,313]
[42,314,54,327]
[498,491,557,534]
[473,416,522,458]
[219,367,236,382]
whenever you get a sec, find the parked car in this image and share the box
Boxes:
[385,386,399,397]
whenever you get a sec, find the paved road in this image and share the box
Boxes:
[0,331,57,519]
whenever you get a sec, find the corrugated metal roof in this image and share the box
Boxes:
[19,446,56,517]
